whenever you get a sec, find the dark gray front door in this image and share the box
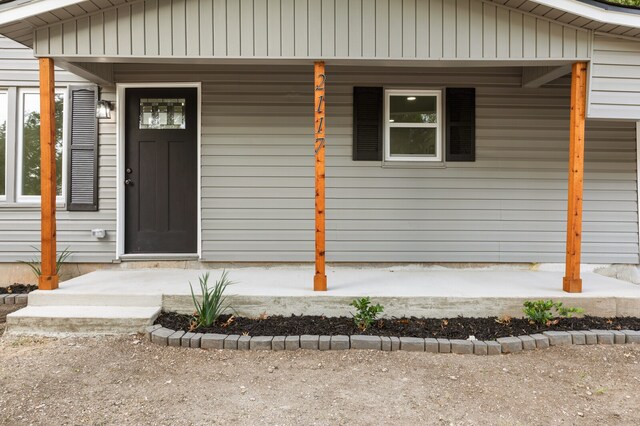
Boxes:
[124,87,197,254]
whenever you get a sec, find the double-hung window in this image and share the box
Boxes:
[384,89,442,162]
[16,89,66,202]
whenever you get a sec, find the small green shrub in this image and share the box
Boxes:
[350,297,384,331]
[190,271,234,328]
[18,246,73,280]
[523,300,584,325]
[555,302,584,318]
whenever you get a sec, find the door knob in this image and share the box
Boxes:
[124,179,133,186]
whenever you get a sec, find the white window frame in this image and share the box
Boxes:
[384,89,443,162]
[16,88,68,203]
[0,89,7,202]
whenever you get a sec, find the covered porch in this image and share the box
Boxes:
[34,57,593,293]
[0,0,638,306]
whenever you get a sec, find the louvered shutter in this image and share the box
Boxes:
[446,88,476,162]
[353,87,383,161]
[67,86,98,211]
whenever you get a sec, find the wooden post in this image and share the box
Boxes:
[563,62,587,293]
[314,61,327,291]
[38,58,59,290]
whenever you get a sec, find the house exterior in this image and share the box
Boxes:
[0,0,639,291]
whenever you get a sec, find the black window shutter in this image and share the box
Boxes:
[446,88,476,162]
[67,85,99,211]
[353,87,383,161]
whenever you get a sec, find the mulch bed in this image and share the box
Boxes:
[0,284,37,295]
[156,312,640,341]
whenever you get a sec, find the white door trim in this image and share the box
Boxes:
[115,82,202,260]
[637,121,640,263]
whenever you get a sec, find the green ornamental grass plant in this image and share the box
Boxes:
[190,270,234,328]
[18,246,73,280]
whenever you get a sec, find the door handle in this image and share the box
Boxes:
[124,179,133,186]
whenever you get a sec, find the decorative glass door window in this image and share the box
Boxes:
[139,98,186,129]
[384,90,442,162]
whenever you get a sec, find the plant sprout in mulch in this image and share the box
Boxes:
[0,284,38,295]
[155,311,640,341]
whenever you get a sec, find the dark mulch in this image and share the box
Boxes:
[156,312,640,340]
[0,284,37,295]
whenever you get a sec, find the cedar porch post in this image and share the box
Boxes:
[314,61,327,291]
[563,62,588,293]
[38,58,59,290]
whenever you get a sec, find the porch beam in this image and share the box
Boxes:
[38,58,59,290]
[522,65,572,88]
[563,62,588,293]
[314,61,327,291]
[55,59,114,87]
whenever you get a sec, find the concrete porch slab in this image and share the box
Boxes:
[22,265,640,319]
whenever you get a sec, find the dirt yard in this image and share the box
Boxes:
[0,316,639,426]
[0,305,19,336]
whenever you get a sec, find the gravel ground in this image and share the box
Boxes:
[1,310,640,425]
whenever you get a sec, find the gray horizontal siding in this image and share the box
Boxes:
[589,34,640,120]
[0,113,117,263]
[0,35,86,85]
[113,63,638,263]
[0,34,116,262]
[33,0,591,61]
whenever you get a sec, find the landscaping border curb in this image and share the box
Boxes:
[146,326,640,354]
[0,294,28,305]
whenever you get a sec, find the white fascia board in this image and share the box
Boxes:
[0,0,85,26]
[529,0,640,29]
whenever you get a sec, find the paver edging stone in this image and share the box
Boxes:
[0,293,29,305]
[146,326,640,356]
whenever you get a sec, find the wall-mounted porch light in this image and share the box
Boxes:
[96,100,113,119]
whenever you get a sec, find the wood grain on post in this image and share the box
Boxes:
[38,58,59,290]
[563,62,587,293]
[314,62,327,291]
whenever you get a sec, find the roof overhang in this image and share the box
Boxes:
[535,0,640,28]
[0,0,87,26]
[488,0,640,38]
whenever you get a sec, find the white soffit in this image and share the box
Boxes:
[0,0,134,47]
[490,0,640,38]
[0,0,87,25]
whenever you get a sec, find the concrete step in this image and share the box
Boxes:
[27,290,162,307]
[6,305,161,336]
